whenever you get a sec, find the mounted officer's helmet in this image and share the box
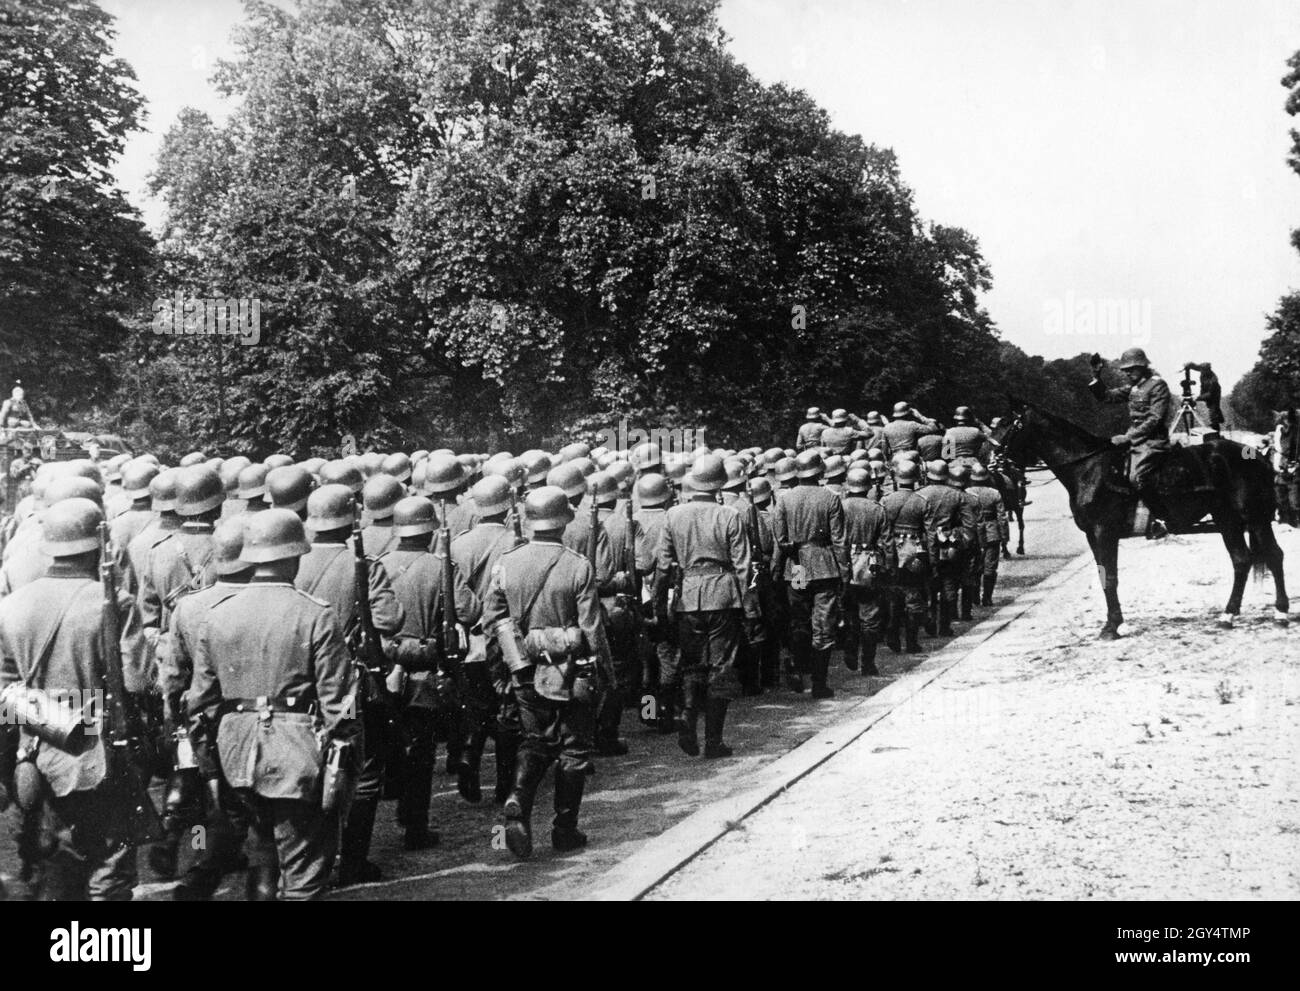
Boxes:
[689,454,727,492]
[524,486,574,532]
[1118,347,1150,370]
[241,509,312,564]
[795,450,825,479]
[393,495,437,537]
[306,484,356,533]
[635,473,670,507]
[470,476,514,516]
[845,468,872,494]
[175,467,224,516]
[362,474,404,521]
[42,498,103,557]
[267,465,314,512]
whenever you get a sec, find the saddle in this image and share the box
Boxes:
[1106,446,1217,499]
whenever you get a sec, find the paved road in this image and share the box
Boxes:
[0,475,1087,900]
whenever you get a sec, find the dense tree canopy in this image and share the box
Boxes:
[0,0,154,415]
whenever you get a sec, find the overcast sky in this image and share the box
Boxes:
[105,0,1300,388]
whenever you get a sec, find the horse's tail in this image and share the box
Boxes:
[1248,529,1271,582]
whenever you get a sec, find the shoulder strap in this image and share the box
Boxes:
[24,581,92,686]
[518,549,566,631]
[303,545,349,598]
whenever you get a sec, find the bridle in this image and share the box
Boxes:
[999,411,1112,473]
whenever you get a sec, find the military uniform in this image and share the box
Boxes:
[361,518,398,558]
[0,561,147,900]
[633,500,679,723]
[841,493,887,673]
[1089,370,1172,490]
[916,479,975,636]
[882,416,940,463]
[483,538,613,855]
[772,484,846,696]
[378,538,479,839]
[796,419,827,452]
[594,503,638,751]
[968,482,1008,604]
[916,433,944,462]
[187,580,358,900]
[879,486,928,652]
[942,425,990,469]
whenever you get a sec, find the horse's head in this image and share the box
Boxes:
[992,396,1034,463]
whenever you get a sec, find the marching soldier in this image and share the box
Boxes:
[882,402,941,464]
[165,517,261,900]
[841,467,887,676]
[917,460,974,637]
[425,454,478,537]
[267,464,314,520]
[2,475,104,596]
[361,473,403,557]
[822,455,848,496]
[110,462,159,579]
[772,450,846,699]
[298,484,405,886]
[633,473,679,730]
[947,464,982,621]
[880,461,928,654]
[656,455,751,756]
[126,468,181,595]
[743,475,783,689]
[378,496,478,847]
[450,476,526,804]
[187,510,359,900]
[819,409,873,456]
[483,486,614,859]
[235,463,271,514]
[590,471,636,756]
[219,456,252,519]
[967,464,1008,606]
[0,497,148,900]
[942,407,991,469]
[796,407,830,451]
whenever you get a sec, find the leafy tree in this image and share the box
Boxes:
[0,0,154,418]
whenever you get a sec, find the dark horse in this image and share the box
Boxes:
[993,399,1288,638]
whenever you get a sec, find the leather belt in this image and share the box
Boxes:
[685,562,728,575]
[218,696,318,717]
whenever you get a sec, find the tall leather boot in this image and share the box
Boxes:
[960,585,974,621]
[905,616,923,654]
[703,697,733,758]
[787,633,810,693]
[595,687,629,756]
[245,861,280,901]
[503,751,549,860]
[678,682,701,756]
[981,575,996,607]
[860,637,880,676]
[457,723,487,804]
[493,730,519,806]
[885,601,902,653]
[843,627,859,670]
[760,639,780,687]
[938,597,955,638]
[551,765,588,852]
[336,798,381,887]
[655,691,677,735]
[810,648,835,699]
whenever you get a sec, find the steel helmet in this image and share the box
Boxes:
[150,468,180,512]
[773,456,798,483]
[845,468,872,494]
[306,484,356,533]
[635,472,670,507]
[948,464,970,488]
[356,452,384,478]
[175,466,224,516]
[830,408,849,426]
[569,456,596,479]
[795,450,825,479]
[381,452,413,483]
[422,454,464,496]
[823,455,847,480]
[547,462,587,499]
[179,451,206,468]
[748,476,773,505]
[236,463,271,500]
[121,462,160,501]
[483,457,526,490]
[212,517,250,575]
[267,465,314,512]
[689,454,727,492]
[220,456,251,494]
[1118,347,1150,370]
[362,474,404,521]
[42,498,103,557]
[45,475,104,508]
[630,442,663,472]
[609,460,635,492]
[240,509,312,564]
[895,461,920,486]
[953,406,973,424]
[970,464,991,484]
[393,495,438,537]
[805,407,821,421]
[524,486,574,532]
[318,459,364,494]
[588,470,619,505]
[299,456,327,478]
[866,410,884,426]
[519,450,553,484]
[925,459,948,483]
[103,453,131,483]
[891,402,912,419]
[470,475,514,516]
[722,459,747,491]
[263,453,294,471]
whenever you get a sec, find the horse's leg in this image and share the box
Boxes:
[1092,528,1123,638]
[1015,505,1025,555]
[1216,519,1251,628]
[1250,522,1289,623]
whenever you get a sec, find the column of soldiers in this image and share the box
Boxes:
[0,403,1015,900]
